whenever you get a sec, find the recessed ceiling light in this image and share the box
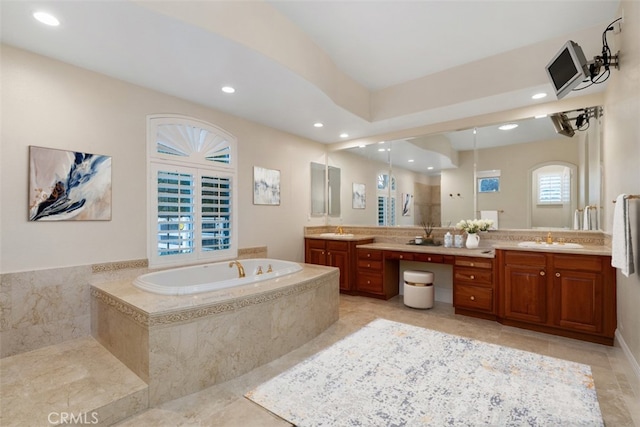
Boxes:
[358,144,366,148]
[535,114,548,119]
[33,11,60,26]
[532,92,547,100]
[339,133,349,138]
[498,123,519,131]
[408,159,415,163]
[378,148,386,152]
[313,122,323,128]
[221,86,235,94]
[427,166,434,170]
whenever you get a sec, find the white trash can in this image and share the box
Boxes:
[403,270,434,309]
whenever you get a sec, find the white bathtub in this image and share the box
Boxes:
[133,258,303,295]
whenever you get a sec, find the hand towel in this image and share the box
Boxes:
[480,210,499,230]
[583,207,591,230]
[573,209,581,230]
[611,194,635,277]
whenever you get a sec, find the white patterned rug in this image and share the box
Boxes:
[246,318,603,426]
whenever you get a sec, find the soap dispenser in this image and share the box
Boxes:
[444,231,453,248]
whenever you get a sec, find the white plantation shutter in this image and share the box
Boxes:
[148,115,237,266]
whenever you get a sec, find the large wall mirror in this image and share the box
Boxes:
[330,105,603,230]
[310,162,341,217]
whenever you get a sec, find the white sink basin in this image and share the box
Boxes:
[319,233,355,238]
[518,241,583,249]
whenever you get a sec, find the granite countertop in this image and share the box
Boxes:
[356,241,612,258]
[491,241,612,256]
[356,242,496,258]
[306,233,377,241]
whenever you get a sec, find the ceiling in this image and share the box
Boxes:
[1,0,620,171]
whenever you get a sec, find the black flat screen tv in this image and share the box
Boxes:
[545,40,589,99]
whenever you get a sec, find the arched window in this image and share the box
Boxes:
[147,115,237,266]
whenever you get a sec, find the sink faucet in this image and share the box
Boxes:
[335,226,344,235]
[229,260,245,278]
[546,232,553,244]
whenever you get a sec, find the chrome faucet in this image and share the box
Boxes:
[229,260,245,278]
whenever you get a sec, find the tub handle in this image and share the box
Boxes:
[267,264,273,273]
[257,266,263,275]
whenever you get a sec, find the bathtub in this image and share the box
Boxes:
[133,258,303,295]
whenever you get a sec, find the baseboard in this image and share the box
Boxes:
[615,329,640,383]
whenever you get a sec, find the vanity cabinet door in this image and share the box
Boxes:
[326,240,350,292]
[501,252,548,324]
[552,269,603,333]
[503,264,548,324]
[305,239,327,266]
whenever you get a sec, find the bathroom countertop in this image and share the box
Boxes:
[490,241,612,256]
[355,242,496,258]
[356,241,612,258]
[305,234,377,241]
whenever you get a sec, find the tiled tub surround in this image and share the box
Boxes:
[0,246,267,358]
[91,263,339,406]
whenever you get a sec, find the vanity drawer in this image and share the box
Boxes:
[455,257,493,269]
[385,251,414,261]
[454,268,493,285]
[454,284,493,312]
[413,253,444,264]
[357,259,383,271]
[357,272,384,294]
[553,254,602,272]
[326,240,349,252]
[357,249,383,261]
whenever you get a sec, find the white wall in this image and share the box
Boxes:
[603,1,640,376]
[0,45,327,273]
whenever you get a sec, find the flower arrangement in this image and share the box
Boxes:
[456,219,494,234]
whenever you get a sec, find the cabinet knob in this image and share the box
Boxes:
[555,272,561,277]
[470,263,475,267]
[470,295,476,301]
[367,253,371,258]
[322,251,325,255]
[400,255,404,259]
[470,275,475,280]
[367,280,371,284]
[540,271,545,276]
[367,263,371,268]
[427,257,431,261]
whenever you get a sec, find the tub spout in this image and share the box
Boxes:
[229,260,245,278]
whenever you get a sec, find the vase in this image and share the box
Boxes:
[466,232,480,249]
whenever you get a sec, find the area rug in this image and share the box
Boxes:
[246,318,603,426]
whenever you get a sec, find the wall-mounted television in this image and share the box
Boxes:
[545,40,589,99]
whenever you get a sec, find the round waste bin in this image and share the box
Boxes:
[403,270,434,309]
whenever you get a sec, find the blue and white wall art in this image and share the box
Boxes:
[29,146,112,221]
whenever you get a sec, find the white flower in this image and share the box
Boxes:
[455,219,494,233]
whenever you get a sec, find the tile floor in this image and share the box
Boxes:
[116,295,640,426]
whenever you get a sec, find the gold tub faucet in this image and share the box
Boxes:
[229,260,245,278]
[335,226,344,235]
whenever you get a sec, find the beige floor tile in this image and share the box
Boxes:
[117,295,639,426]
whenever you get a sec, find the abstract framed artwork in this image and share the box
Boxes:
[29,146,112,221]
[352,183,365,209]
[253,166,280,205]
[402,193,413,216]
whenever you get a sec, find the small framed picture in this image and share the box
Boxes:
[253,166,280,205]
[352,183,365,209]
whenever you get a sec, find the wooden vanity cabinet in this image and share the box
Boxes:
[304,237,373,293]
[453,256,496,319]
[497,250,616,345]
[356,249,399,300]
[500,251,548,324]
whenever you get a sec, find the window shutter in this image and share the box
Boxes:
[157,170,195,256]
